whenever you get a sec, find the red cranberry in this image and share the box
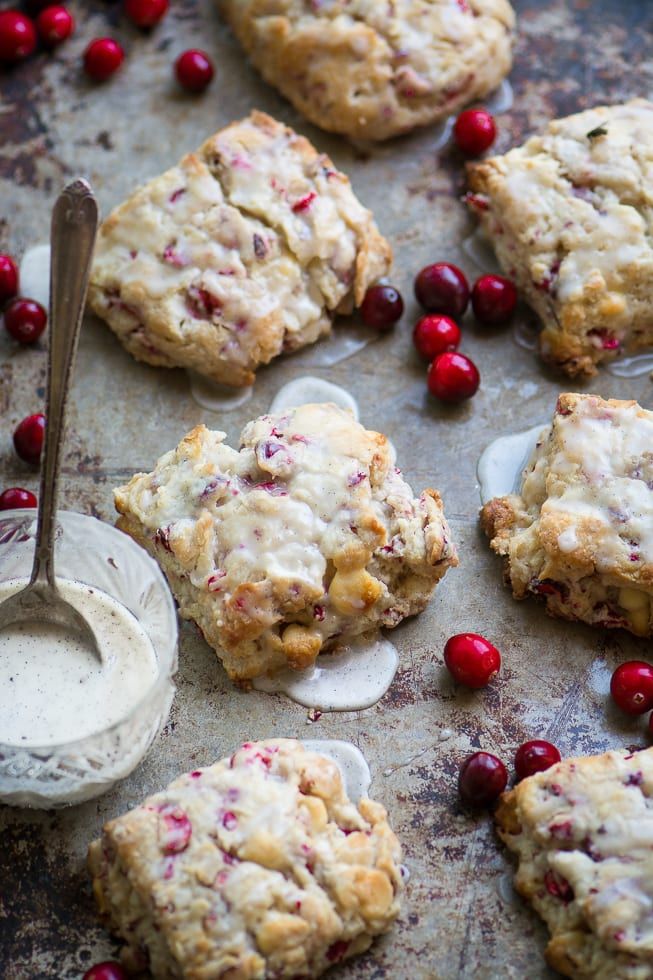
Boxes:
[360,284,404,331]
[175,49,214,92]
[124,0,169,28]
[36,6,74,47]
[444,633,500,688]
[459,751,507,807]
[453,108,497,156]
[13,413,45,464]
[0,487,37,510]
[427,351,479,402]
[4,297,47,344]
[610,661,653,715]
[0,11,37,63]
[82,963,128,980]
[471,274,517,325]
[0,254,19,304]
[413,314,460,360]
[83,38,125,81]
[414,262,469,317]
[514,740,561,781]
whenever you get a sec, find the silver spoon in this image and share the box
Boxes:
[0,179,100,655]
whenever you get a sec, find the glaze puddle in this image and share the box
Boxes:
[512,318,541,352]
[305,327,377,367]
[303,739,371,800]
[252,635,399,711]
[188,371,254,412]
[461,227,502,274]
[477,423,548,503]
[606,352,653,378]
[484,78,514,115]
[19,244,51,310]
[269,376,359,419]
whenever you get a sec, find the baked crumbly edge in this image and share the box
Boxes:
[480,392,653,637]
[496,747,653,980]
[467,99,653,377]
[88,738,403,979]
[88,110,391,387]
[218,0,514,141]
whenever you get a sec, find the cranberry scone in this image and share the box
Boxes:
[496,747,653,979]
[481,393,653,637]
[88,111,391,387]
[115,403,457,682]
[88,738,402,978]
[467,100,653,376]
[218,1,515,142]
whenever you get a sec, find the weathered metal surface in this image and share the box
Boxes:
[1,1,652,977]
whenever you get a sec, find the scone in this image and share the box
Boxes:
[88,738,402,978]
[218,1,515,142]
[88,111,391,387]
[496,747,653,979]
[481,393,653,637]
[467,100,653,377]
[115,403,457,681]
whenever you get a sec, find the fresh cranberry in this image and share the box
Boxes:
[36,5,74,47]
[610,661,653,715]
[0,254,19,304]
[427,351,479,402]
[413,314,460,360]
[13,413,45,464]
[82,963,128,980]
[175,49,214,92]
[4,297,47,344]
[471,274,517,325]
[124,0,169,28]
[83,38,125,81]
[459,751,507,807]
[0,487,37,510]
[514,740,561,781]
[453,108,497,156]
[414,263,469,317]
[444,633,500,688]
[159,805,192,853]
[360,284,404,331]
[0,11,37,63]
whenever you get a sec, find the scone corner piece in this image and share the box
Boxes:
[88,738,403,979]
[219,0,515,141]
[496,747,653,980]
[114,403,458,682]
[480,392,653,638]
[466,99,653,377]
[88,110,391,387]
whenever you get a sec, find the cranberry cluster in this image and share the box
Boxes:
[0,2,214,92]
[459,741,562,808]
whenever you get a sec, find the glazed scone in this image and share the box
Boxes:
[88,739,403,979]
[218,1,515,141]
[467,100,653,377]
[481,393,653,637]
[115,403,458,681]
[88,111,391,387]
[496,747,653,979]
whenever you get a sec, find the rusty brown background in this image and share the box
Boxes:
[1,1,653,977]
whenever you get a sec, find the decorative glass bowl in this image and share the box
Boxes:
[0,510,178,808]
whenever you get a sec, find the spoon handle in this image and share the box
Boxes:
[30,179,99,589]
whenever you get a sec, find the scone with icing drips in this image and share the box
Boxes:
[115,402,458,682]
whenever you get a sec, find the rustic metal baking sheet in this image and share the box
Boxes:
[2,1,653,977]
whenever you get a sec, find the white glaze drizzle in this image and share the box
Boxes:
[188,371,254,413]
[269,376,359,419]
[606,352,653,378]
[477,424,548,503]
[19,244,51,311]
[252,635,399,711]
[302,739,371,801]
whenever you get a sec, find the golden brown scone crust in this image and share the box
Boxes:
[497,747,653,979]
[88,111,391,387]
[89,739,403,979]
[481,393,653,637]
[467,100,653,377]
[218,0,515,141]
[114,403,458,681]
